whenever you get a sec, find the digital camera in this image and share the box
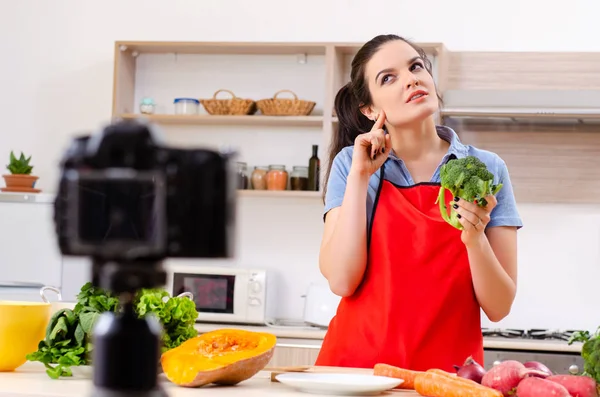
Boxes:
[53,119,237,262]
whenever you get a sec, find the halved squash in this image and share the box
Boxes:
[160,328,277,387]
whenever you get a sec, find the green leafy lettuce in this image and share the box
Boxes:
[26,282,198,378]
[569,326,600,394]
[25,283,119,378]
[133,288,199,353]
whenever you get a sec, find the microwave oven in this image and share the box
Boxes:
[165,264,276,325]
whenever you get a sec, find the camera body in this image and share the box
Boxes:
[54,119,237,263]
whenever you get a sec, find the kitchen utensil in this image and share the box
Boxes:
[303,283,341,327]
[275,372,404,395]
[265,365,311,372]
[0,300,50,371]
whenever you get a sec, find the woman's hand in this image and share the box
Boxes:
[349,110,392,177]
[452,194,498,247]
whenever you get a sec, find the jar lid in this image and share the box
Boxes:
[173,98,200,104]
[268,164,286,170]
[293,166,308,170]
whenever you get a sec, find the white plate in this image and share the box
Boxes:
[275,373,404,396]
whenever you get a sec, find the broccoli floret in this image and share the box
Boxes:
[435,156,503,230]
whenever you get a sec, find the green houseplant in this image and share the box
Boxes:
[2,151,40,192]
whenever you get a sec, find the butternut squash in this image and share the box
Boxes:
[160,328,277,387]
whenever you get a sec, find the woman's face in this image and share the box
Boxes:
[361,40,439,126]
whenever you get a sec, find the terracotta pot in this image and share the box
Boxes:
[2,174,39,192]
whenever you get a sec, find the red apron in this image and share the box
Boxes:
[315,166,483,372]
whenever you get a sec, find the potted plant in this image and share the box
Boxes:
[2,151,40,193]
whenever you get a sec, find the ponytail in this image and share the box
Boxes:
[322,83,374,201]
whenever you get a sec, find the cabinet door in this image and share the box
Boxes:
[0,200,62,288]
[267,345,321,367]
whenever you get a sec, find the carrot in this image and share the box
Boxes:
[427,368,456,376]
[373,363,424,389]
[414,372,503,397]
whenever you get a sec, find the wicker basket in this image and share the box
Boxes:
[200,89,257,115]
[256,90,316,116]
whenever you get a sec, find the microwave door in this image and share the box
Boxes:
[172,272,248,323]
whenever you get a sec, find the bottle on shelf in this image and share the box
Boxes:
[308,144,320,191]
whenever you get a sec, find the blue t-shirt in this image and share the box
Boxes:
[323,125,523,230]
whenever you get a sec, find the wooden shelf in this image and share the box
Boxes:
[440,108,600,122]
[116,41,328,55]
[333,42,445,56]
[238,190,321,199]
[110,40,447,204]
[119,113,325,127]
[115,41,445,56]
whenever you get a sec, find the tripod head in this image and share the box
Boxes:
[53,119,237,396]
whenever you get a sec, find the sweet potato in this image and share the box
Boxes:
[547,374,599,397]
[426,368,502,395]
[414,371,503,397]
[517,376,570,397]
[482,360,549,396]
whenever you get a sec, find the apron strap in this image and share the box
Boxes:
[367,163,386,251]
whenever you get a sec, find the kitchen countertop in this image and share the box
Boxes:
[194,323,583,353]
[0,362,420,397]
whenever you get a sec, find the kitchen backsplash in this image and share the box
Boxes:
[187,199,600,332]
[1,195,598,333]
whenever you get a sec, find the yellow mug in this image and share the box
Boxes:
[0,301,51,371]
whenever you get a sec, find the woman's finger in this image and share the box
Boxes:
[370,110,386,132]
[454,197,488,219]
[454,205,480,228]
[457,214,474,231]
[373,129,387,153]
[370,134,382,159]
[484,194,498,210]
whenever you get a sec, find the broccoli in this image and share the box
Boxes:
[569,327,600,394]
[435,156,503,230]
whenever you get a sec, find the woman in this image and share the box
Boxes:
[315,34,522,372]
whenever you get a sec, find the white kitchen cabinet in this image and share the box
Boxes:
[60,257,91,302]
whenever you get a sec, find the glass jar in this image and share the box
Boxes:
[139,97,156,114]
[251,166,268,190]
[173,98,199,115]
[236,162,248,189]
[290,166,309,191]
[266,165,288,191]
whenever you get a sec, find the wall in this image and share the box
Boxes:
[1,0,599,331]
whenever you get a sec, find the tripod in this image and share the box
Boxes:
[90,259,169,397]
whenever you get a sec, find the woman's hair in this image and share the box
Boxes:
[322,34,441,200]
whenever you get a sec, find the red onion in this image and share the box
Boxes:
[523,361,553,377]
[453,355,486,384]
